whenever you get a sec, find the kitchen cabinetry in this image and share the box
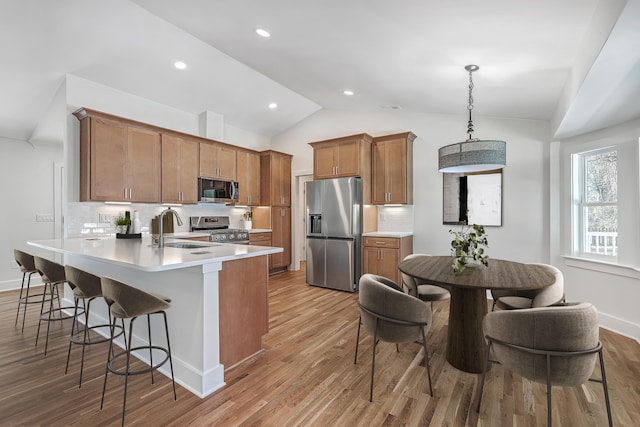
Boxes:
[200,142,237,181]
[249,232,272,246]
[237,150,261,206]
[270,207,291,272]
[75,110,161,203]
[162,135,199,204]
[362,235,413,286]
[309,133,372,204]
[260,150,292,207]
[372,132,415,205]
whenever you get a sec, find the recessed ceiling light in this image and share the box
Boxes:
[268,103,278,109]
[256,28,271,38]
[343,90,354,96]
[174,61,187,70]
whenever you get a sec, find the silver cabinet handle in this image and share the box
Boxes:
[129,188,132,200]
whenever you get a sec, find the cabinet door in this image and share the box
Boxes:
[385,139,407,204]
[313,145,337,179]
[237,151,260,205]
[90,118,127,201]
[217,145,237,181]
[199,142,217,178]
[178,138,199,203]
[271,154,291,207]
[336,141,359,177]
[271,207,291,269]
[127,127,161,203]
[161,135,181,203]
[363,246,381,276]
[372,141,387,204]
[378,248,400,285]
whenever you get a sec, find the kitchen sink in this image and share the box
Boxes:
[164,242,217,249]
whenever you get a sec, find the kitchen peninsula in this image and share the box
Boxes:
[28,236,283,398]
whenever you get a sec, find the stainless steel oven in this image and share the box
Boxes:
[190,216,249,244]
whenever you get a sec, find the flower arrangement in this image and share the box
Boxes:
[449,223,489,272]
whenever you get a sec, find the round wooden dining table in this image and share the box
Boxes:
[398,256,556,373]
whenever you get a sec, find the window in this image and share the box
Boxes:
[572,148,618,258]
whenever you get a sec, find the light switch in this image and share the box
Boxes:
[36,213,54,222]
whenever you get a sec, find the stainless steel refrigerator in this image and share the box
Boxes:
[306,177,361,292]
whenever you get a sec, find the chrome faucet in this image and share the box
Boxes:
[157,207,184,248]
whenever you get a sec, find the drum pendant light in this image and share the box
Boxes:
[438,65,506,173]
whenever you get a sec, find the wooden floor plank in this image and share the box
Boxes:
[1,266,639,426]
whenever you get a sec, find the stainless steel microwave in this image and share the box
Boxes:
[198,178,239,203]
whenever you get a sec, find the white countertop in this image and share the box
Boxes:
[363,231,414,238]
[28,236,282,273]
[248,229,272,233]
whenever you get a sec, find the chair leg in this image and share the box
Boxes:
[369,319,379,402]
[148,313,154,384]
[65,297,81,375]
[35,282,50,347]
[20,272,36,332]
[354,314,361,364]
[101,314,116,411]
[546,354,552,427]
[78,298,92,388]
[476,341,493,412]
[14,272,27,327]
[162,311,177,400]
[43,283,57,356]
[421,327,433,396]
[122,318,136,427]
[598,349,613,427]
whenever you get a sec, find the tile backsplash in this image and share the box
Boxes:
[376,205,413,232]
[65,202,251,238]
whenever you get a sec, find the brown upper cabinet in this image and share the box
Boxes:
[237,150,261,206]
[372,132,416,205]
[74,109,162,203]
[162,135,199,204]
[260,150,292,207]
[309,133,373,180]
[199,142,237,181]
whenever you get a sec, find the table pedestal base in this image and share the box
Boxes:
[446,287,488,373]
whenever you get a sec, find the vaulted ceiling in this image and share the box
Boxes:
[1,0,638,143]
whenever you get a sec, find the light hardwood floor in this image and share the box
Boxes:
[1,266,639,426]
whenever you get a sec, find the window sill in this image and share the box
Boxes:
[562,255,640,279]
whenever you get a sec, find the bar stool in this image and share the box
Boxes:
[14,250,40,332]
[64,266,123,388]
[100,277,176,426]
[34,256,82,356]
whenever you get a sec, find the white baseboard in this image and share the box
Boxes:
[0,276,43,293]
[599,311,640,344]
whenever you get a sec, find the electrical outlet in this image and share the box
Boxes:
[98,213,112,223]
[36,213,54,222]
[9,260,19,270]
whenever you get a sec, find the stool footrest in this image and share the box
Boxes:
[108,345,170,376]
[40,307,84,322]
[70,323,123,345]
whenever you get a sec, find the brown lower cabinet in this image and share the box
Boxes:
[249,232,272,247]
[362,235,413,286]
[270,207,291,273]
[218,255,269,369]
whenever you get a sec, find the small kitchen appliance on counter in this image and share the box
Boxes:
[190,216,250,244]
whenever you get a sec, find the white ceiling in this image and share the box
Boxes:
[1,0,638,142]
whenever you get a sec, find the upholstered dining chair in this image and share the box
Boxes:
[476,302,613,427]
[400,254,451,308]
[491,263,564,311]
[354,273,433,401]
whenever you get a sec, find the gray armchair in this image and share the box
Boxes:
[491,263,564,310]
[401,254,451,307]
[476,302,613,426]
[354,273,433,401]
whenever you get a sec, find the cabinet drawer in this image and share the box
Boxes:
[250,232,272,243]
[363,237,400,248]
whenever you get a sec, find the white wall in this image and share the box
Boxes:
[554,117,640,341]
[0,137,63,291]
[272,108,551,265]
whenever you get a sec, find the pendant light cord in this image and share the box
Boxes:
[466,68,475,141]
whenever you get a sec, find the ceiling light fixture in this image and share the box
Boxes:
[256,28,271,38]
[438,65,506,173]
[174,61,187,70]
[343,90,354,96]
[268,103,278,109]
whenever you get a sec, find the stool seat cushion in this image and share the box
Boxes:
[101,277,171,319]
[66,266,102,299]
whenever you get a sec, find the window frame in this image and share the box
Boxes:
[572,146,618,261]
